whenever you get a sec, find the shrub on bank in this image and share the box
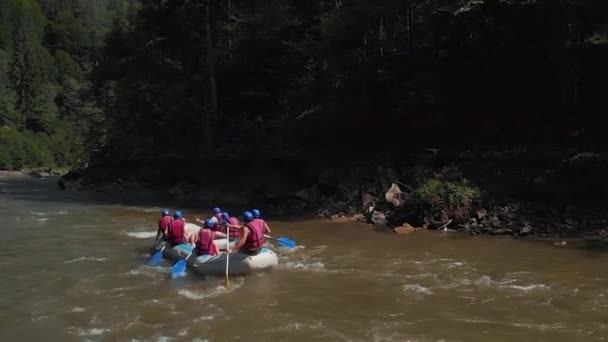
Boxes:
[411,178,482,223]
[0,126,78,170]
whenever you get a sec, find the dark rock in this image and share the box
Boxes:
[362,193,376,211]
[519,224,533,236]
[57,169,86,190]
[490,216,501,228]
[371,211,387,226]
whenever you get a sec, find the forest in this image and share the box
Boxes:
[1,0,607,171]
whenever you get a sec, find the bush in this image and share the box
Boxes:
[0,126,79,170]
[412,178,482,222]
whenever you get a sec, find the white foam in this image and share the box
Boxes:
[178,282,242,300]
[280,261,326,272]
[69,307,86,313]
[475,275,550,292]
[402,284,434,295]
[78,328,108,336]
[126,231,157,239]
[63,257,109,264]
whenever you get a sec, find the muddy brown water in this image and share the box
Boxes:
[0,174,607,341]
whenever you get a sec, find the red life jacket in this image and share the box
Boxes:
[195,229,218,256]
[158,216,172,230]
[252,218,267,233]
[220,217,241,239]
[167,219,186,246]
[243,219,265,251]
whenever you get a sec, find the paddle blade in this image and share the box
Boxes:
[224,276,230,288]
[276,237,296,248]
[171,260,187,278]
[148,251,164,266]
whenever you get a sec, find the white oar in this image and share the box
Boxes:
[224,225,230,288]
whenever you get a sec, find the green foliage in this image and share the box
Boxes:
[0,0,131,170]
[412,178,482,222]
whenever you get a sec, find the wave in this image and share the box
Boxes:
[475,275,551,292]
[77,328,108,336]
[63,257,109,264]
[402,284,434,295]
[279,261,326,272]
[126,231,156,239]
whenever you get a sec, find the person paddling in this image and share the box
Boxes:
[193,219,219,257]
[220,212,241,239]
[166,211,187,246]
[156,209,172,242]
[196,207,222,229]
[231,211,266,256]
[251,209,271,234]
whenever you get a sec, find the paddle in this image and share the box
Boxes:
[171,251,193,278]
[265,235,296,248]
[148,246,166,266]
[224,225,230,288]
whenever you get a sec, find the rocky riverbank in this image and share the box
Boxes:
[57,149,608,240]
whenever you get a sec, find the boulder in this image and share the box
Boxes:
[362,193,376,211]
[519,224,533,236]
[490,216,501,228]
[385,183,404,207]
[394,223,416,235]
[371,211,387,226]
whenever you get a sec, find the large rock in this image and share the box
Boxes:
[385,183,404,207]
[394,223,416,235]
[371,211,387,226]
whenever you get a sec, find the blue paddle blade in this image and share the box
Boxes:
[148,251,164,266]
[171,260,187,278]
[276,237,296,248]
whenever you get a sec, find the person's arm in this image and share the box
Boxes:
[232,226,249,253]
[195,218,205,225]
[264,221,271,234]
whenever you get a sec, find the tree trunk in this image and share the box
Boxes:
[204,0,219,152]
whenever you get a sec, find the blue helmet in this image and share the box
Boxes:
[162,209,170,216]
[243,211,254,222]
[221,212,229,220]
[252,209,261,218]
[204,219,213,228]
[173,211,183,219]
[213,207,222,214]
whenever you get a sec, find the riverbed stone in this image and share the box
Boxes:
[371,211,387,226]
[394,223,416,235]
[519,224,533,236]
[385,183,403,207]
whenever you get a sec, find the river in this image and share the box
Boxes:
[0,174,607,341]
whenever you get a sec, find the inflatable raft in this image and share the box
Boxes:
[153,242,278,276]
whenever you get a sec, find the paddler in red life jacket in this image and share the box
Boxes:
[166,211,187,246]
[220,212,241,239]
[251,209,271,234]
[232,211,266,256]
[194,219,219,256]
[156,209,173,242]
